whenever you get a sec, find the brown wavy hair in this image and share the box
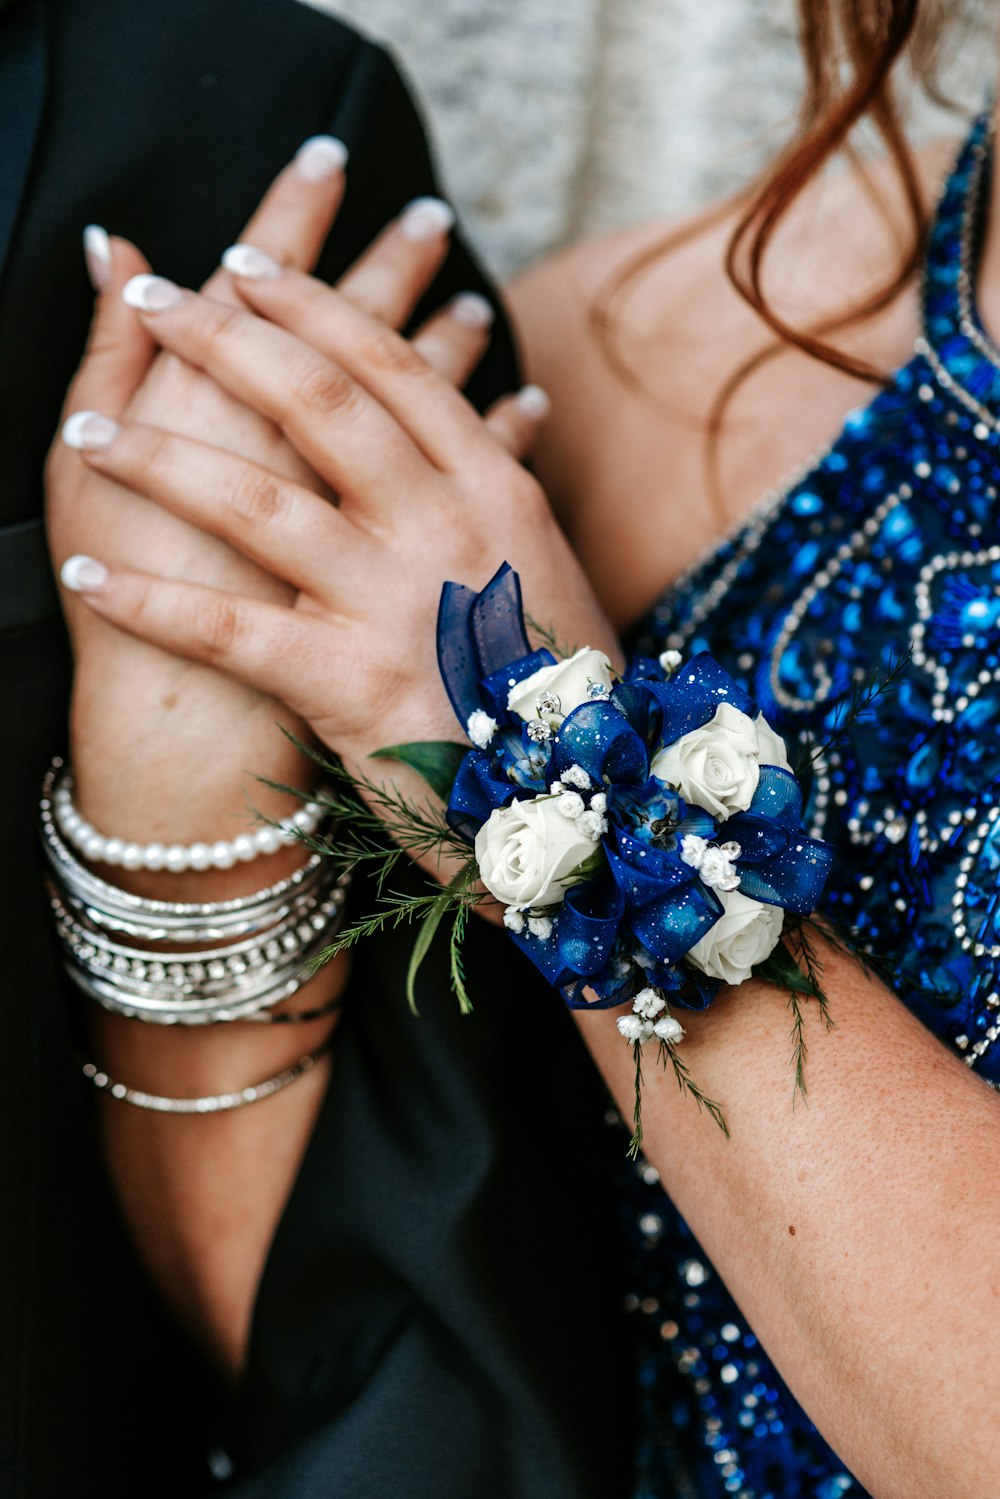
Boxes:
[595,0,975,471]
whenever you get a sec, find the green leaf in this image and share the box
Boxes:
[371,741,468,802]
[405,870,469,1015]
[754,940,823,998]
[405,895,449,1016]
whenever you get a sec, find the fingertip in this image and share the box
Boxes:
[221,243,283,280]
[400,197,455,243]
[122,274,184,312]
[449,292,495,331]
[515,384,552,422]
[62,411,120,451]
[61,554,109,593]
[294,135,349,182]
[83,225,111,292]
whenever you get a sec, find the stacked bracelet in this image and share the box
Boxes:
[41,778,329,943]
[42,759,351,1108]
[49,881,346,1025]
[53,766,327,871]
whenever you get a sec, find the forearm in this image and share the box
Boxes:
[70,663,347,1377]
[576,943,1000,1499]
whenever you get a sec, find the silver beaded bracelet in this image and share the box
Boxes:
[43,762,349,1115]
[80,1036,333,1113]
[50,881,348,1025]
[42,759,351,1027]
[53,766,326,872]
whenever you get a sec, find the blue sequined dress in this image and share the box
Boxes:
[623,113,1000,1499]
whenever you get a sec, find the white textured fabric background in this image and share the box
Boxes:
[305,0,993,276]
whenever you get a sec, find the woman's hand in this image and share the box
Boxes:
[57,262,614,785]
[48,142,511,890]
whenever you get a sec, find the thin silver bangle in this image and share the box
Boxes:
[80,1036,333,1113]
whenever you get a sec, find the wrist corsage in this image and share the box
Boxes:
[310,563,837,1151]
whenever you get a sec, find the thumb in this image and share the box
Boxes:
[61,229,157,422]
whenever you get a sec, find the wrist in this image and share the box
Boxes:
[70,657,317,900]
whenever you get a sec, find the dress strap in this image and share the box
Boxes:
[918,109,1000,430]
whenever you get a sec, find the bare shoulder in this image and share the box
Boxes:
[505,139,956,626]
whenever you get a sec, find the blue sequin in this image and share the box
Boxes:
[621,112,1000,1499]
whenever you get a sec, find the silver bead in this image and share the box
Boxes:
[526,718,552,744]
[535,691,562,717]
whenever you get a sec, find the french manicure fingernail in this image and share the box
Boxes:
[294,135,349,181]
[221,244,282,280]
[450,292,495,330]
[400,197,455,242]
[61,555,109,592]
[83,225,111,292]
[62,411,120,451]
[516,384,552,420]
[122,274,183,312]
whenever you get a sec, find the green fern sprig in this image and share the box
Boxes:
[625,1036,729,1159]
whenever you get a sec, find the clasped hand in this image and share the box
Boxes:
[57,238,616,786]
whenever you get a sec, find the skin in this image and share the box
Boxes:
[49,151,539,1376]
[50,90,1000,1499]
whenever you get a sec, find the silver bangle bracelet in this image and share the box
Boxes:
[80,1036,333,1113]
[51,883,347,1024]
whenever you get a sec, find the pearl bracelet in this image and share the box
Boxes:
[53,769,326,872]
[40,766,333,943]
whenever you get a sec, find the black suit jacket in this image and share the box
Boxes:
[0,3,632,1495]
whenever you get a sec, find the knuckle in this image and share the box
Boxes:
[193,595,244,657]
[228,468,287,528]
[364,330,431,380]
[202,303,247,357]
[142,428,177,486]
[292,360,359,418]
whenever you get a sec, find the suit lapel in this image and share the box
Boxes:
[0,2,46,285]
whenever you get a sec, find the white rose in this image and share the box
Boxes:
[475,796,598,909]
[651,702,790,820]
[507,647,614,726]
[754,714,793,773]
[686,890,784,987]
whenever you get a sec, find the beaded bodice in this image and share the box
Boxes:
[622,114,1000,1499]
